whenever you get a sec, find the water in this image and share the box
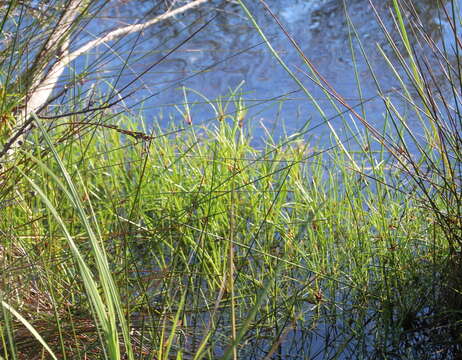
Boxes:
[75,0,462,149]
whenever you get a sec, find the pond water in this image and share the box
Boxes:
[81,0,461,148]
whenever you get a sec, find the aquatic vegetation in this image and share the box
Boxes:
[0,0,461,359]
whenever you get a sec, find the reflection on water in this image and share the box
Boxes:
[81,0,461,147]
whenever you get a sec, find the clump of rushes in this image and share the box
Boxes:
[0,91,452,358]
[236,0,461,357]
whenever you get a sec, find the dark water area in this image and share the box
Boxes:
[79,0,462,150]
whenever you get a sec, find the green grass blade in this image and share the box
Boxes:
[1,301,58,360]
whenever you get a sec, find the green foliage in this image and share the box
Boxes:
[0,0,460,359]
[0,106,447,358]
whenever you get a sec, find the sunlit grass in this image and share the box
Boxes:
[0,0,460,359]
[0,100,447,358]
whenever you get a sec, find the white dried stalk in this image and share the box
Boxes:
[1,0,212,164]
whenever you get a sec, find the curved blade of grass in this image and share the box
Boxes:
[18,168,115,358]
[25,113,134,360]
[1,301,58,360]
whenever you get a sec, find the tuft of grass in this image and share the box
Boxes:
[0,99,450,357]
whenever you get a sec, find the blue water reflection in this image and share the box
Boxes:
[71,0,460,150]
